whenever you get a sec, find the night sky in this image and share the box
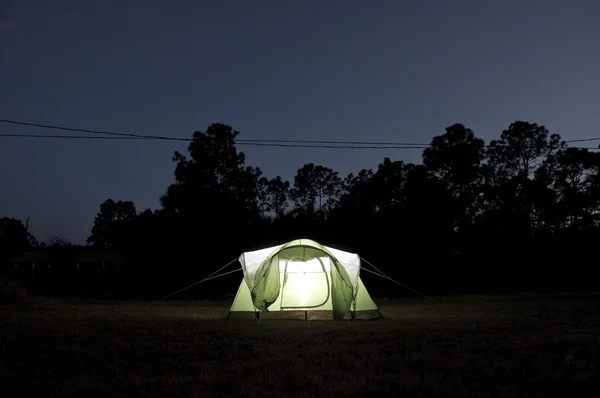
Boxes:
[1,0,599,244]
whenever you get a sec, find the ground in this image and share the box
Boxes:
[1,294,599,397]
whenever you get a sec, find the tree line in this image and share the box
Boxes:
[2,121,599,297]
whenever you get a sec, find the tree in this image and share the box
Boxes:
[63,118,600,296]
[537,147,600,234]
[47,235,72,247]
[159,123,262,256]
[400,163,456,236]
[337,169,376,215]
[266,176,290,219]
[483,121,565,236]
[160,123,248,216]
[370,158,410,211]
[0,217,36,262]
[291,164,341,218]
[422,123,486,232]
[87,199,137,249]
[237,166,265,223]
[254,176,270,218]
[488,121,564,180]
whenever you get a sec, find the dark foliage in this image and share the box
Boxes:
[2,121,599,298]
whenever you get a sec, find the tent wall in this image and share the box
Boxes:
[229,275,381,320]
[230,238,381,321]
[355,276,378,311]
[230,279,255,312]
[250,242,354,319]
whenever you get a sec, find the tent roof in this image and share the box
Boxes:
[241,238,357,259]
[240,238,361,280]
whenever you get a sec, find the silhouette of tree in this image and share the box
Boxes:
[158,123,262,268]
[370,158,411,211]
[47,235,72,247]
[11,118,600,297]
[0,217,36,260]
[338,169,376,215]
[422,123,486,233]
[255,176,270,218]
[87,199,137,249]
[538,147,600,234]
[266,176,290,219]
[483,121,565,236]
[291,164,341,218]
[400,163,456,239]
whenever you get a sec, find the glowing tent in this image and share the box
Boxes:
[229,239,381,320]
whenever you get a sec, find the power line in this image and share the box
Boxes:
[0,118,430,146]
[0,133,146,140]
[0,133,432,149]
[1,118,599,149]
[0,118,183,141]
[2,132,599,151]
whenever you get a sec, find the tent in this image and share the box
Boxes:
[229,238,381,320]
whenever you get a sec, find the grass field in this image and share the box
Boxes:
[1,294,599,397]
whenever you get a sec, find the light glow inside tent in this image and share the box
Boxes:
[279,258,331,309]
[229,238,381,320]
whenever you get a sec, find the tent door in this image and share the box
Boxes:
[280,257,331,310]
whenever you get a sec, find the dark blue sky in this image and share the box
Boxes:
[1,0,599,244]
